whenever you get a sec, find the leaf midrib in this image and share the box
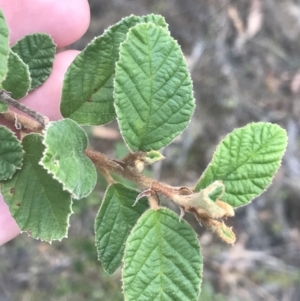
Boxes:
[214,129,284,181]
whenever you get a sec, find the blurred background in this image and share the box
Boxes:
[1,0,300,300]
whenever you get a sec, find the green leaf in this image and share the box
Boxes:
[0,134,72,241]
[0,101,7,112]
[60,14,167,126]
[1,50,31,99]
[114,23,195,151]
[95,183,149,275]
[40,119,97,199]
[207,180,225,201]
[172,181,230,219]
[195,122,288,207]
[0,126,23,180]
[144,150,165,165]
[217,221,236,244]
[0,9,9,83]
[11,33,56,90]
[123,208,202,301]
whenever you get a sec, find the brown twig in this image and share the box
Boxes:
[85,149,181,201]
[0,90,48,128]
[2,110,44,132]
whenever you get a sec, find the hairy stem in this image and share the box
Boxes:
[85,149,181,201]
[148,195,160,210]
[1,110,44,132]
[0,90,48,128]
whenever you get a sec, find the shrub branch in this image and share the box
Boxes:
[0,90,48,128]
[85,149,182,201]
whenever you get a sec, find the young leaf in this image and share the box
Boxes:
[204,219,236,245]
[95,183,149,275]
[0,101,7,112]
[60,14,167,125]
[173,181,231,219]
[11,33,56,90]
[0,134,72,241]
[1,50,31,99]
[144,150,165,165]
[123,208,202,301]
[0,126,23,180]
[195,122,288,207]
[40,119,97,199]
[114,23,195,151]
[0,9,9,83]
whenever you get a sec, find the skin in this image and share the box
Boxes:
[0,0,90,245]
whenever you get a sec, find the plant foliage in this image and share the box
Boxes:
[0,10,288,301]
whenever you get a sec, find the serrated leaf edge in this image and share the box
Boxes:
[94,183,144,275]
[0,126,24,180]
[102,13,169,37]
[2,50,32,99]
[0,10,9,83]
[195,122,288,208]
[11,50,32,97]
[39,120,96,200]
[61,14,167,124]
[18,200,73,244]
[121,207,203,301]
[11,33,56,90]
[0,133,73,243]
[114,22,195,152]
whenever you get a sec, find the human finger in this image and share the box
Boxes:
[0,0,90,47]
[20,50,80,120]
[0,195,20,245]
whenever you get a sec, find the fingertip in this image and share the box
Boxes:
[0,0,90,47]
[21,50,80,120]
[52,0,91,47]
[0,195,20,245]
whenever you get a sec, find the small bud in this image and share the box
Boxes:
[172,181,228,219]
[205,219,236,244]
[207,180,225,201]
[172,190,227,219]
[178,186,193,195]
[122,151,146,173]
[134,159,145,173]
[215,200,235,217]
[144,150,165,165]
